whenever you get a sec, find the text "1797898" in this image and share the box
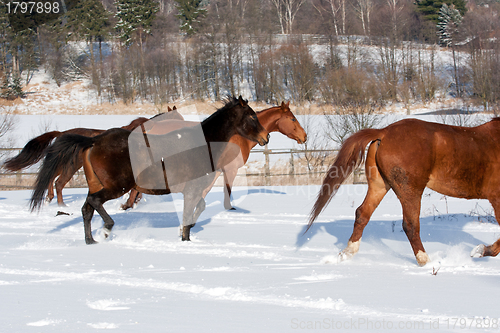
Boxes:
[6,1,60,14]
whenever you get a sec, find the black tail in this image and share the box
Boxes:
[3,131,62,171]
[30,134,95,212]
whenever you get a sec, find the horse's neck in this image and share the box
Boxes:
[234,108,282,157]
[202,112,236,142]
[257,107,282,133]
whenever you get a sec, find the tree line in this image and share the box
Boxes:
[0,0,499,111]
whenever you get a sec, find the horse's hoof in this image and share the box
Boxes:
[182,236,190,241]
[471,244,486,258]
[45,197,53,203]
[85,238,98,245]
[338,249,354,263]
[416,250,431,266]
[103,228,111,239]
[57,202,67,207]
[228,207,236,211]
[120,204,131,211]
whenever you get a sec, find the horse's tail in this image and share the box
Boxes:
[3,131,62,171]
[306,128,385,232]
[30,134,95,212]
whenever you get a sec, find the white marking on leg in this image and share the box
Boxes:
[471,244,486,258]
[338,239,361,262]
[103,228,111,238]
[416,250,431,266]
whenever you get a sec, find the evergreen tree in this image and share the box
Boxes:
[8,73,25,98]
[416,0,466,23]
[115,0,159,46]
[437,3,462,47]
[1,73,25,99]
[65,0,110,43]
[437,3,463,97]
[174,0,207,36]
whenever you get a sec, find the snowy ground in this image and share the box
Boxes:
[1,83,499,331]
[1,184,500,332]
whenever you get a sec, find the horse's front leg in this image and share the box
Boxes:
[87,191,115,240]
[181,191,203,241]
[182,197,206,241]
[223,168,237,210]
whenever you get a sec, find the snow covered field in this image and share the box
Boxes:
[1,182,500,332]
[1,109,500,332]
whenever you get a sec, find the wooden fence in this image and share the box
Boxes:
[0,147,366,190]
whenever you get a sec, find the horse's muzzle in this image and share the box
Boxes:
[296,133,307,144]
[258,133,270,146]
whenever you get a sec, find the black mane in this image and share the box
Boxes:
[202,96,247,124]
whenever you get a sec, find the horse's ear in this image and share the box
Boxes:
[281,101,285,107]
[167,106,172,111]
[286,101,290,107]
[238,95,247,106]
[172,106,177,110]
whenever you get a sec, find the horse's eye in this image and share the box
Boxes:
[292,118,296,122]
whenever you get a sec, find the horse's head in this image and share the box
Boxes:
[232,96,269,146]
[276,101,307,144]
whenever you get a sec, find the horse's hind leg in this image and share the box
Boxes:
[471,198,500,258]
[46,179,55,203]
[398,194,430,266]
[86,191,115,239]
[82,199,97,244]
[54,169,75,206]
[340,142,389,261]
[46,173,61,203]
[121,189,142,210]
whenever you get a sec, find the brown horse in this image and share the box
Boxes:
[308,118,500,266]
[30,97,269,243]
[221,101,306,209]
[120,101,307,210]
[4,107,182,205]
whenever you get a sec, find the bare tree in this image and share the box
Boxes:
[354,0,373,36]
[270,0,306,34]
[314,0,343,36]
[324,105,382,145]
[0,107,17,160]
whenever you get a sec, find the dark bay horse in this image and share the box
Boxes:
[120,101,307,210]
[3,107,182,205]
[30,97,269,243]
[308,118,500,266]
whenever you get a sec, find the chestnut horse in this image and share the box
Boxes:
[30,97,269,243]
[308,118,500,266]
[221,101,306,210]
[121,101,307,210]
[3,107,182,205]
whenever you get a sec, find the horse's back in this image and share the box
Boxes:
[376,118,500,199]
[64,128,105,137]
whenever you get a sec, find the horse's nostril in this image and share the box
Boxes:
[267,133,270,142]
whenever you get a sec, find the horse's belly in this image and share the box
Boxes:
[426,174,485,199]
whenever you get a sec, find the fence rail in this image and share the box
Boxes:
[0,147,366,190]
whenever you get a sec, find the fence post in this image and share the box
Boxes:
[264,144,270,186]
[289,149,295,178]
[16,172,21,186]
